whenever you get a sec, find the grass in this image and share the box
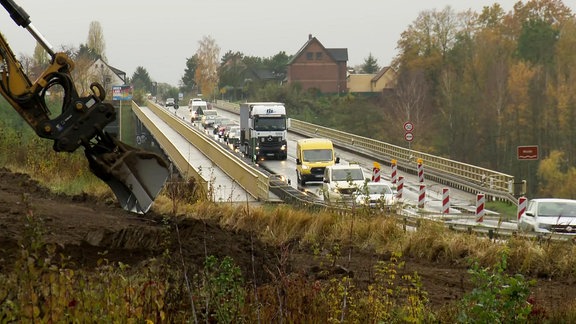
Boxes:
[3,167,576,321]
[486,200,519,221]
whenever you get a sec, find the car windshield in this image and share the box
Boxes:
[254,117,286,131]
[538,201,576,217]
[332,169,364,181]
[302,149,332,162]
[366,183,393,195]
[204,110,217,116]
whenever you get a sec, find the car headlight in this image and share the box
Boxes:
[281,145,286,151]
[301,165,310,170]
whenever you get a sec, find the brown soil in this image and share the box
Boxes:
[0,167,574,315]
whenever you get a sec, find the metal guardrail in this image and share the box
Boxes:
[142,101,270,201]
[289,119,519,204]
[215,100,518,205]
[149,100,576,240]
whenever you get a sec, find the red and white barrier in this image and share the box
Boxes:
[391,159,397,184]
[476,193,485,222]
[442,188,450,214]
[372,162,381,182]
[517,196,527,221]
[417,158,424,183]
[396,176,404,199]
[418,184,426,208]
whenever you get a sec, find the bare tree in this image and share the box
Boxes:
[392,69,427,126]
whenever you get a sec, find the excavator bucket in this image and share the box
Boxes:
[85,132,169,214]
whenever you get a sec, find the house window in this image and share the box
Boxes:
[306,52,313,60]
[316,52,323,60]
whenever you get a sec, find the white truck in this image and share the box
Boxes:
[239,102,289,161]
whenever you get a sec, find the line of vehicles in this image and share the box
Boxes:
[183,100,399,210]
[176,99,576,235]
[295,138,397,209]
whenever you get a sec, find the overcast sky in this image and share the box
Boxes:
[2,1,574,87]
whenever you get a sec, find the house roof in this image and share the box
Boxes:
[94,57,126,82]
[327,48,348,62]
[288,35,348,64]
[247,67,277,81]
[371,66,392,82]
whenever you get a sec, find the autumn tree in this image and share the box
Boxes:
[537,150,576,198]
[32,42,48,67]
[195,35,220,99]
[31,42,48,80]
[393,6,462,154]
[86,21,106,61]
[554,18,576,167]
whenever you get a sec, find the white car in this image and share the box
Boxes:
[354,182,397,211]
[322,164,366,203]
[165,98,175,107]
[200,110,218,128]
[518,198,576,234]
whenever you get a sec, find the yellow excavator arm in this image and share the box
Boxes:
[0,0,169,213]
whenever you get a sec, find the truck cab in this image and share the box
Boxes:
[296,138,339,185]
[239,102,288,161]
[322,163,367,203]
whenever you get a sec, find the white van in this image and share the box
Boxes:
[189,98,208,121]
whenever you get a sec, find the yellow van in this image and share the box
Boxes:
[296,138,339,185]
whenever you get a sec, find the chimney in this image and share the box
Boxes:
[308,34,312,40]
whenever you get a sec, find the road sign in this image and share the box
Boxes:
[404,132,414,142]
[517,145,538,160]
[403,121,414,132]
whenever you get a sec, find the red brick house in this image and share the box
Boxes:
[286,35,348,94]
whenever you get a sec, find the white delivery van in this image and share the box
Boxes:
[188,98,208,122]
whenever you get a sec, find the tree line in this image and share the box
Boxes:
[388,0,576,197]
[8,0,575,198]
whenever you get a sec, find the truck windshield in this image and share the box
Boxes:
[254,117,286,131]
[303,149,333,162]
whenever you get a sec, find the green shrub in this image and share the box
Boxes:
[458,250,534,323]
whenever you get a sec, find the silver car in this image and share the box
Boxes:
[354,182,398,211]
[518,198,576,234]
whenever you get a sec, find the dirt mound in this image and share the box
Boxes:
[0,167,575,311]
[0,168,279,284]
